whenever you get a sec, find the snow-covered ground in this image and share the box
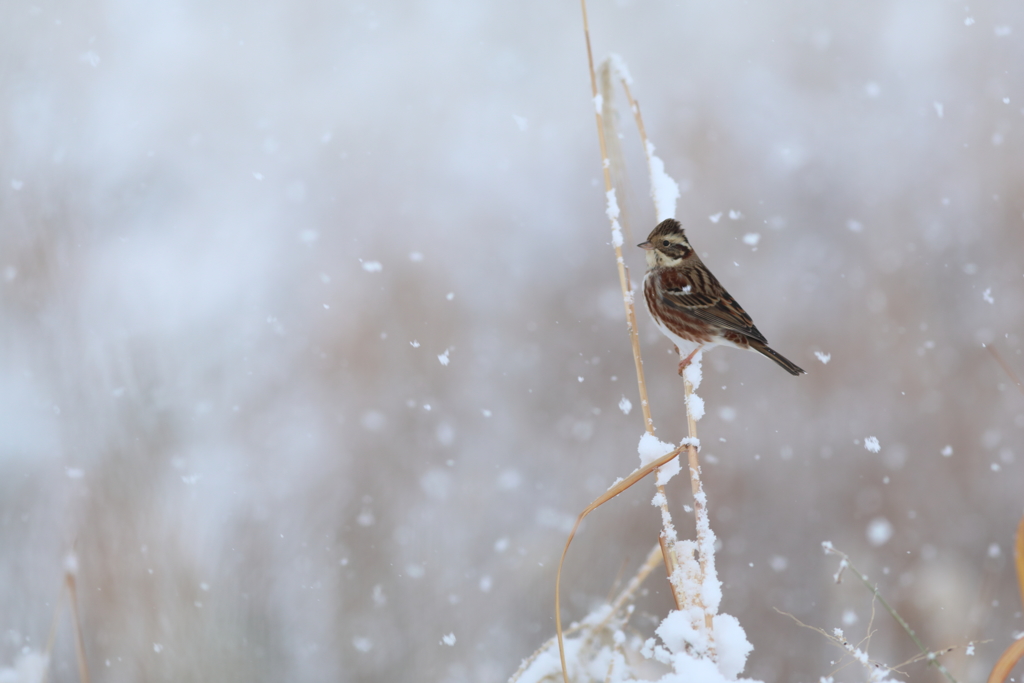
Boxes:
[1,1,1022,681]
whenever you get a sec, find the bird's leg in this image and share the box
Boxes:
[677,345,703,376]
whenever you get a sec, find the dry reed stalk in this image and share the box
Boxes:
[614,76,715,638]
[616,79,708,525]
[580,0,680,592]
[41,581,64,683]
[40,559,91,683]
[551,2,722,680]
[66,572,91,683]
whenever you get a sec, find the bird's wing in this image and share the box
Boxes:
[657,266,769,343]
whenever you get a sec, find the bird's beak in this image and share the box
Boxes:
[637,241,654,250]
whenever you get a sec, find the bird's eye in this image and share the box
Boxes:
[662,240,670,247]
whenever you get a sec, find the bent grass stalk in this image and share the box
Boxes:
[553,444,686,681]
[987,514,1024,683]
[515,545,665,683]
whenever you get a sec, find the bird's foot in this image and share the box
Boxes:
[677,346,703,376]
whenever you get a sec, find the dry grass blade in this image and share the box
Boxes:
[986,514,1024,683]
[555,444,684,683]
[512,546,664,683]
[985,344,1024,396]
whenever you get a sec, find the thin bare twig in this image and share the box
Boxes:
[984,343,1024,396]
[824,543,958,683]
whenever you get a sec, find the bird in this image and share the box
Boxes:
[638,218,805,376]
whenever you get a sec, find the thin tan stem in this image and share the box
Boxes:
[683,375,713,637]
[620,81,649,155]
[611,544,667,616]
[617,78,707,520]
[620,65,716,648]
[658,535,682,610]
[66,573,91,683]
[985,343,1024,397]
[584,0,678,594]
[583,544,668,650]
[597,64,679,592]
[41,580,66,683]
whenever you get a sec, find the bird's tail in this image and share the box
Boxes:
[750,340,806,376]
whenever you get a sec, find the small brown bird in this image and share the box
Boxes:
[639,218,805,376]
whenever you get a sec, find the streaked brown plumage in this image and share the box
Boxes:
[639,218,805,376]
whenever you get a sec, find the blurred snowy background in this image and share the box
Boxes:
[2,0,1023,681]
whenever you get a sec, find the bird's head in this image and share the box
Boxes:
[638,218,693,268]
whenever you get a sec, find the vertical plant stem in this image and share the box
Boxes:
[66,573,91,683]
[618,73,714,639]
[40,580,66,683]
[618,81,709,527]
[683,375,713,636]
[582,0,682,598]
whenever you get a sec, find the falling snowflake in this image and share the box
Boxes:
[866,517,893,546]
[618,396,632,415]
